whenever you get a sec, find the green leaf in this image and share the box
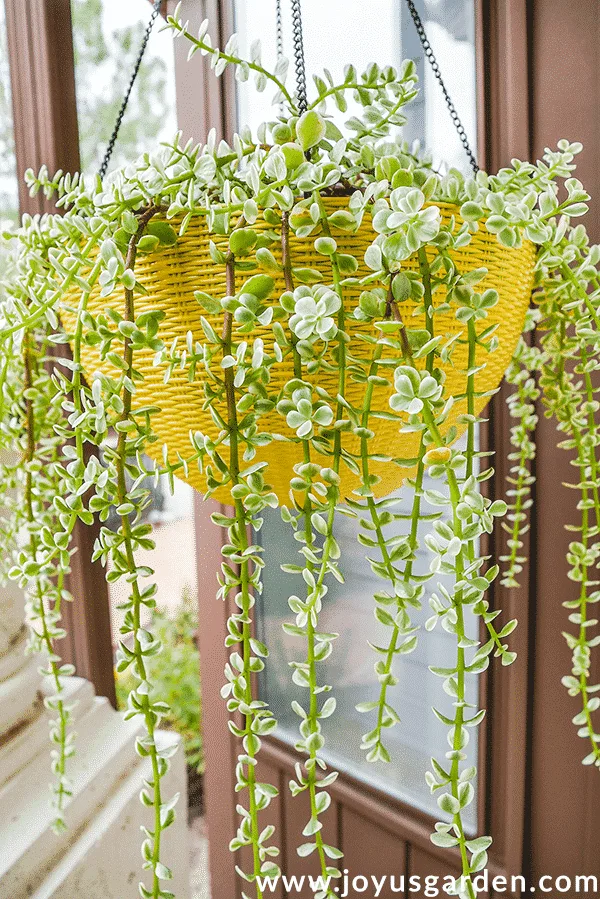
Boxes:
[147,222,178,246]
[302,816,323,836]
[437,792,461,815]
[296,110,326,151]
[241,274,274,300]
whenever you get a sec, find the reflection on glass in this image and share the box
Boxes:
[71,0,177,177]
[235,0,479,826]
[71,1,197,638]
[257,455,479,831]
[0,0,18,228]
[234,0,476,172]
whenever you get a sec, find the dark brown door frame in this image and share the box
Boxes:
[524,0,600,880]
[478,0,533,883]
[4,0,116,705]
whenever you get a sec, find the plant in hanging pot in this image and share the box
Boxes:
[1,5,599,899]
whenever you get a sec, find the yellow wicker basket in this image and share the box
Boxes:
[63,198,535,504]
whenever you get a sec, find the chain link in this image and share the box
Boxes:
[276,0,284,63]
[290,0,308,114]
[404,0,478,173]
[98,0,162,180]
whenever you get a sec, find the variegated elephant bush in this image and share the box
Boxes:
[0,10,598,899]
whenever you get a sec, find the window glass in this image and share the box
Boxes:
[257,465,479,831]
[0,0,18,227]
[70,1,197,637]
[0,0,18,297]
[234,0,479,828]
[71,0,177,177]
[234,0,476,171]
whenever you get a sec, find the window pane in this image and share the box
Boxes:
[234,0,479,827]
[234,0,476,171]
[71,0,177,177]
[402,0,477,170]
[257,461,479,831]
[0,0,18,227]
[70,2,197,637]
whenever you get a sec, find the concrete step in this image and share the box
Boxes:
[0,630,29,682]
[0,654,40,736]
[0,690,143,898]
[0,676,95,790]
[29,731,190,899]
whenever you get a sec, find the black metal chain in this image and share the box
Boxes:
[403,0,478,173]
[276,0,284,63]
[290,0,308,114]
[98,0,162,179]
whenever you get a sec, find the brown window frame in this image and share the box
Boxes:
[4,0,115,705]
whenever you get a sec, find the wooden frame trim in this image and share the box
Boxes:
[193,495,238,899]
[4,0,116,705]
[478,0,533,884]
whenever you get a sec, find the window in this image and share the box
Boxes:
[234,0,477,171]
[71,0,197,637]
[0,0,18,300]
[234,0,479,828]
[0,0,18,227]
[71,0,177,177]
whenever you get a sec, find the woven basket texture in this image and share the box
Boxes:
[63,198,535,504]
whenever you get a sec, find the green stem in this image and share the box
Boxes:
[570,348,600,763]
[223,254,264,897]
[282,208,340,889]
[464,317,505,655]
[547,314,600,764]
[360,334,427,754]
[422,405,476,899]
[115,213,166,899]
[571,432,600,764]
[301,440,335,889]
[417,248,475,897]
[502,354,537,587]
[55,285,89,615]
[175,25,295,108]
[23,329,70,827]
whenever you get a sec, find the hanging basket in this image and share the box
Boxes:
[62,198,535,504]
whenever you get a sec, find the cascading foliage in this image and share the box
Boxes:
[0,7,599,899]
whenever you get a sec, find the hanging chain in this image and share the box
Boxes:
[98,0,162,179]
[403,0,479,173]
[276,0,284,62]
[290,0,308,114]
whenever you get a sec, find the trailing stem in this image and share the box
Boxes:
[564,344,600,765]
[500,338,539,588]
[358,327,429,761]
[540,307,600,765]
[22,329,71,830]
[414,249,476,898]
[97,208,181,898]
[567,432,600,765]
[281,211,342,889]
[221,253,281,896]
[414,249,506,898]
[463,315,514,661]
[422,405,477,899]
